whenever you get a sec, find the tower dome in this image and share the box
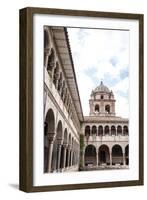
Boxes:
[94,81,110,93]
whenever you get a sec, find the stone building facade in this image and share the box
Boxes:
[44,26,83,173]
[81,82,129,170]
[44,26,129,173]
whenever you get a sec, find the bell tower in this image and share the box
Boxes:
[89,81,116,116]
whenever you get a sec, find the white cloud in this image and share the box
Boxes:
[115,94,129,118]
[95,61,120,80]
[111,77,129,118]
[112,77,129,94]
[67,28,129,118]
[76,73,95,116]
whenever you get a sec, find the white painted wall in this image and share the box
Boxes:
[0,0,146,199]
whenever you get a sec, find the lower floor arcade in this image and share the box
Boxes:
[84,144,129,168]
[44,108,79,173]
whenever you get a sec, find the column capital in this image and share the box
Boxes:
[44,48,50,55]
[57,138,63,145]
[67,144,71,150]
[63,143,68,148]
[96,148,99,154]
[47,132,55,143]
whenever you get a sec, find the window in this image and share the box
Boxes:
[85,126,90,136]
[101,95,103,99]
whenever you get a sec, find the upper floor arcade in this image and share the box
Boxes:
[44,26,83,131]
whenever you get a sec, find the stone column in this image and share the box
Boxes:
[54,72,59,89]
[103,125,105,136]
[123,153,126,166]
[82,149,85,167]
[44,50,49,68]
[101,101,104,114]
[67,146,71,168]
[96,149,99,166]
[116,127,118,136]
[63,144,67,169]
[110,128,112,136]
[47,141,54,172]
[47,133,55,173]
[57,141,62,172]
[110,151,112,166]
[70,150,73,166]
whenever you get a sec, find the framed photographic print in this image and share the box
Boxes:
[19,7,144,192]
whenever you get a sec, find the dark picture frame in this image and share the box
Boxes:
[19,7,144,192]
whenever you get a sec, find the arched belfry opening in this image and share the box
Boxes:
[105,105,110,113]
[95,104,99,112]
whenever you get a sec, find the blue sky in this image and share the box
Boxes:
[67,28,129,118]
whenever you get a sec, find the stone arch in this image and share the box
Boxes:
[44,108,55,172]
[57,72,63,92]
[66,94,69,107]
[85,125,90,136]
[44,27,50,66]
[112,144,123,165]
[44,27,50,49]
[117,125,122,135]
[111,125,116,135]
[61,80,65,100]
[68,133,72,146]
[105,104,110,113]
[85,145,96,166]
[92,125,97,135]
[44,108,55,137]
[98,125,103,136]
[123,126,129,135]
[125,144,129,165]
[47,48,55,74]
[71,137,74,149]
[98,144,110,165]
[56,120,63,140]
[63,88,68,104]
[53,62,59,87]
[104,125,109,135]
[95,104,99,112]
[63,128,68,144]
[51,120,63,172]
[67,98,71,113]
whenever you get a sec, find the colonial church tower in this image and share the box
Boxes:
[89,81,116,116]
